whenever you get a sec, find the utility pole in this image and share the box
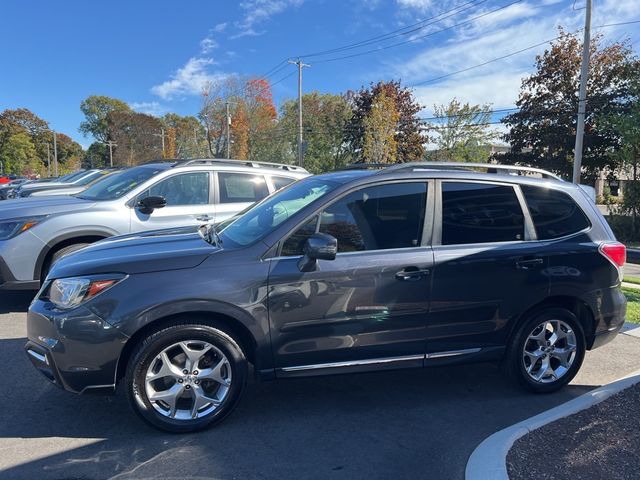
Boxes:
[154,128,166,156]
[289,59,310,167]
[572,0,592,184]
[46,144,51,176]
[52,131,58,177]
[225,101,231,159]
[105,141,117,167]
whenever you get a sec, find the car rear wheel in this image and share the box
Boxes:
[125,323,248,433]
[506,308,585,393]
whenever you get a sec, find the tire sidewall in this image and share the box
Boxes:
[126,324,248,433]
[510,308,586,393]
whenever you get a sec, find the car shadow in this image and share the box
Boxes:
[0,290,34,314]
[1,336,594,480]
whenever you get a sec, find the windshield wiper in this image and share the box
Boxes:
[199,223,222,247]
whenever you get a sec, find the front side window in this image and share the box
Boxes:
[441,182,524,245]
[282,182,428,255]
[218,173,269,204]
[139,172,209,206]
[521,185,590,239]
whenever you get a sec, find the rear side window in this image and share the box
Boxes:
[441,182,524,245]
[218,173,269,204]
[521,185,590,239]
[272,176,296,191]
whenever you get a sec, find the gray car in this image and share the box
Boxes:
[0,159,308,290]
[15,169,106,198]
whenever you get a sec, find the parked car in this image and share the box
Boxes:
[28,168,123,197]
[0,159,307,290]
[14,169,106,198]
[25,162,626,432]
[0,178,29,200]
[6,172,84,199]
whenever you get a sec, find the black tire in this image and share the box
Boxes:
[505,307,586,393]
[125,322,248,433]
[42,243,90,281]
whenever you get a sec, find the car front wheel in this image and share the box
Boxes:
[506,308,586,393]
[125,323,248,432]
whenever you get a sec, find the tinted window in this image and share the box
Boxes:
[441,182,524,245]
[140,172,209,206]
[281,216,318,256]
[314,183,427,253]
[272,176,296,191]
[219,173,269,203]
[521,185,590,239]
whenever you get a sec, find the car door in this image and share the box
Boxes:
[268,181,434,375]
[130,171,215,232]
[427,180,549,358]
[213,172,271,223]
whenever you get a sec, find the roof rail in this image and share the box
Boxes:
[380,162,563,181]
[338,163,391,171]
[174,158,308,173]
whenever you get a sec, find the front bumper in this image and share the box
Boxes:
[0,231,46,290]
[25,298,129,394]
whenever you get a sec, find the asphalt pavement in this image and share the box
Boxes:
[1,290,639,480]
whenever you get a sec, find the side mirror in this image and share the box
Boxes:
[298,233,337,272]
[138,195,166,215]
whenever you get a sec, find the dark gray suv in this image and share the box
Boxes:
[26,162,627,432]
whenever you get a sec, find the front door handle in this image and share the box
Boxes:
[395,267,430,281]
[515,258,544,271]
[196,214,213,222]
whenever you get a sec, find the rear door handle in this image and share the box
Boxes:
[395,267,431,281]
[515,258,544,270]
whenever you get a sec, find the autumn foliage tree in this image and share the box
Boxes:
[345,80,424,163]
[363,91,399,164]
[501,29,638,181]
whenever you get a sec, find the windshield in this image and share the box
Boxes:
[59,170,86,182]
[76,166,166,201]
[73,170,105,185]
[219,178,338,247]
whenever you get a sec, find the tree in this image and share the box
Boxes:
[82,142,109,169]
[501,29,638,181]
[0,108,50,163]
[231,103,250,160]
[362,91,399,164]
[161,114,205,159]
[52,133,83,174]
[107,111,163,165]
[0,132,40,175]
[79,95,131,143]
[599,71,640,240]
[345,80,424,162]
[426,99,498,162]
[279,92,353,172]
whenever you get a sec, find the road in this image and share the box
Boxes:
[1,290,639,480]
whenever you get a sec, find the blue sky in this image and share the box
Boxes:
[1,0,638,148]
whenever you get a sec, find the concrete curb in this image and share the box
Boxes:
[465,368,640,480]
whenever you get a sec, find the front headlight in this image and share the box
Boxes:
[0,216,47,240]
[49,275,125,309]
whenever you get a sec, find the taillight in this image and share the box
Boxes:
[599,242,626,268]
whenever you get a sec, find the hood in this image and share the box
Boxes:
[30,186,85,197]
[0,195,96,218]
[49,227,218,278]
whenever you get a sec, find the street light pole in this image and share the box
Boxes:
[572,0,592,184]
[226,101,231,159]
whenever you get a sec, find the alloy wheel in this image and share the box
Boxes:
[144,340,232,420]
[522,319,577,384]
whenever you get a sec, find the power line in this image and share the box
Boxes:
[296,0,488,59]
[409,20,640,87]
[313,0,524,64]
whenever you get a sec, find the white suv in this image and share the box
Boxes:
[0,159,308,290]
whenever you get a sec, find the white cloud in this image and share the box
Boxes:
[396,0,432,12]
[130,101,168,117]
[213,22,228,32]
[151,57,227,100]
[200,37,218,54]
[233,0,304,38]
